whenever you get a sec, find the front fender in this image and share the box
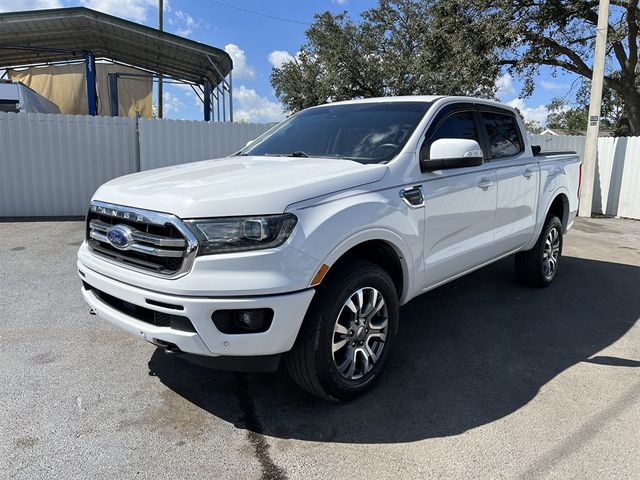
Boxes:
[318,227,415,303]
[287,188,424,304]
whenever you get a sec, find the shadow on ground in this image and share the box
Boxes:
[148,256,640,443]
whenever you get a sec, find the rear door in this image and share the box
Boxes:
[478,107,538,255]
[420,103,498,289]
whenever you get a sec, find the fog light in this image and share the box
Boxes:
[235,310,266,331]
[212,309,274,334]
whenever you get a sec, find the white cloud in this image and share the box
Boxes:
[0,0,61,11]
[234,85,284,123]
[224,44,256,80]
[163,91,183,115]
[496,73,515,97]
[172,82,202,107]
[541,80,570,90]
[171,9,199,37]
[268,50,295,69]
[506,98,548,124]
[332,0,348,4]
[80,0,157,23]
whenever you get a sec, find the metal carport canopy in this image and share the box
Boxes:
[0,7,232,86]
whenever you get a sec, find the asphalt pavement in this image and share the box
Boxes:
[1,217,639,479]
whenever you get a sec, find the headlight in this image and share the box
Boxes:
[185,214,297,255]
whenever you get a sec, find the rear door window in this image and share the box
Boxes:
[481,112,523,158]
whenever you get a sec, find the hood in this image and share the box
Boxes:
[93,155,388,218]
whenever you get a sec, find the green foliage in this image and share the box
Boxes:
[524,120,543,135]
[271,1,501,113]
[545,99,589,134]
[272,0,640,135]
[471,0,640,135]
[546,76,631,135]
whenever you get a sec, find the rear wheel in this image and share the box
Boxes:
[515,215,563,287]
[287,260,399,401]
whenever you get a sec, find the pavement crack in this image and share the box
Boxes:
[234,373,288,480]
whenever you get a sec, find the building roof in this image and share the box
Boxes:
[0,7,232,86]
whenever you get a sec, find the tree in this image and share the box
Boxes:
[574,77,631,135]
[274,1,640,135]
[525,120,544,134]
[472,0,640,135]
[545,77,630,135]
[271,1,502,113]
[545,99,589,133]
[272,13,384,113]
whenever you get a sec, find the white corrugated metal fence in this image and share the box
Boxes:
[0,112,638,219]
[139,119,274,170]
[0,113,272,216]
[0,113,137,216]
[531,134,640,219]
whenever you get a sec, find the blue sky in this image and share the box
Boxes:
[0,0,583,125]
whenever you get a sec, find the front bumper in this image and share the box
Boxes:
[79,262,316,358]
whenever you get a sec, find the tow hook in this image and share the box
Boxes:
[154,339,182,354]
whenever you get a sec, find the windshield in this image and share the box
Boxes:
[241,102,432,164]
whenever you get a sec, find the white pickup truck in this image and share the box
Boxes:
[79,96,581,401]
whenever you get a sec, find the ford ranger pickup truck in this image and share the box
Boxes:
[78,96,581,401]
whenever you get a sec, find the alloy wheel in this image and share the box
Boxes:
[331,287,388,380]
[542,226,561,277]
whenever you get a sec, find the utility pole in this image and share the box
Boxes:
[579,0,610,217]
[157,0,164,119]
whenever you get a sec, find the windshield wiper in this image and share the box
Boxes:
[265,151,309,158]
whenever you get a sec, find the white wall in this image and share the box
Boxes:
[530,134,640,219]
[0,113,273,216]
[0,112,137,216]
[0,113,638,219]
[138,119,274,170]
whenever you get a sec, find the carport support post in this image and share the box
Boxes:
[217,84,221,121]
[229,71,233,122]
[108,73,119,117]
[222,83,226,122]
[203,79,211,122]
[83,51,98,116]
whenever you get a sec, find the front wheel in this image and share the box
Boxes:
[515,215,563,287]
[287,260,399,401]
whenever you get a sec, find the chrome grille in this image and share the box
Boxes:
[86,201,198,278]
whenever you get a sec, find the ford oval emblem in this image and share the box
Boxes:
[106,224,134,250]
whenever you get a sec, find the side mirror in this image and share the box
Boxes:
[421,138,484,172]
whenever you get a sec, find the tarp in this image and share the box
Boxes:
[8,64,152,117]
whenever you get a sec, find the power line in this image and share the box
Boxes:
[206,0,311,26]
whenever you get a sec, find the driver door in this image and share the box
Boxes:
[420,105,498,290]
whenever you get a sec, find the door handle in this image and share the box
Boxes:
[523,168,535,178]
[478,178,494,190]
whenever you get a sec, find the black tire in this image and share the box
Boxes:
[515,215,563,288]
[287,260,399,401]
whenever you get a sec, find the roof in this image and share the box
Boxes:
[328,95,443,105]
[317,95,515,112]
[0,7,232,86]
